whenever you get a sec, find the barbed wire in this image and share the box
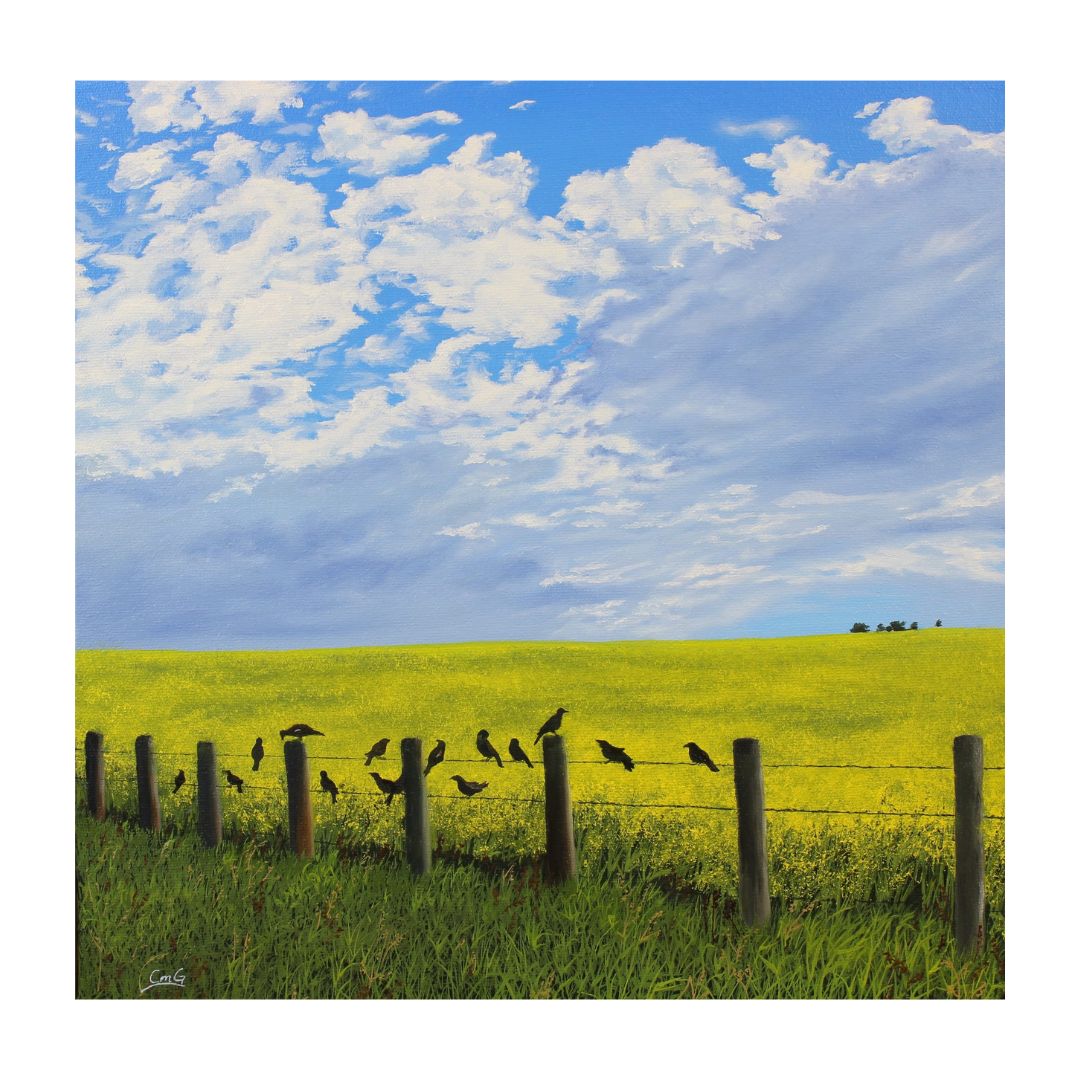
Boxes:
[76,745,1005,771]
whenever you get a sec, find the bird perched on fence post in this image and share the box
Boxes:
[534,707,568,744]
[224,769,245,792]
[251,737,264,772]
[425,739,446,776]
[279,724,324,740]
[370,772,403,805]
[365,738,389,766]
[319,770,339,805]
[449,775,489,798]
[173,769,186,794]
[685,742,720,772]
[597,739,635,771]
[508,738,534,768]
[476,729,503,767]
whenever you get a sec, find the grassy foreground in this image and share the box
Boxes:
[76,815,1003,999]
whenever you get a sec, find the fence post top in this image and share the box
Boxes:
[733,737,761,754]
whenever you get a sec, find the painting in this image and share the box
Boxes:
[75,79,1004,1002]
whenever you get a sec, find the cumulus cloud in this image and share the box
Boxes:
[127,81,304,133]
[315,106,460,175]
[865,96,1004,156]
[110,141,181,191]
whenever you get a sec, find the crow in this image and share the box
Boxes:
[449,775,489,798]
[597,739,634,771]
[424,739,446,776]
[319,770,339,804]
[365,738,389,766]
[224,769,245,792]
[476,729,503,767]
[279,724,324,740]
[534,707,568,745]
[173,769,186,794]
[251,737,264,772]
[508,738,534,768]
[370,772,403,806]
[685,741,720,772]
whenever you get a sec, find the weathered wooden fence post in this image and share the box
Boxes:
[284,739,314,858]
[134,734,161,832]
[542,734,577,883]
[196,741,222,848]
[401,737,431,875]
[953,734,985,954]
[733,737,770,927]
[85,731,106,821]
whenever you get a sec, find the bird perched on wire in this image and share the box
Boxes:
[424,739,446,776]
[534,707,568,744]
[365,738,389,766]
[476,729,503,767]
[597,739,635,771]
[685,742,720,772]
[508,738,534,768]
[279,724,324,740]
[449,775,489,798]
[369,772,403,805]
[173,769,186,794]
[251,737,264,771]
[224,769,245,792]
[319,770,339,805]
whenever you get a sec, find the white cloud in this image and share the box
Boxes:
[110,141,181,191]
[854,101,884,119]
[718,118,793,138]
[207,473,266,502]
[540,563,628,587]
[127,81,303,133]
[509,100,536,111]
[865,96,1004,156]
[905,474,1004,520]
[744,137,836,209]
[316,106,460,175]
[348,84,370,100]
[438,522,492,540]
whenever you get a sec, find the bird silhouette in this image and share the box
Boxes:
[508,738,534,768]
[685,742,720,772]
[449,774,489,797]
[365,738,389,766]
[597,739,634,771]
[319,770,339,804]
[370,772,403,805]
[224,769,245,792]
[251,737,264,771]
[173,769,185,793]
[279,724,324,740]
[424,740,446,776]
[534,707,568,745]
[476,729,503,767]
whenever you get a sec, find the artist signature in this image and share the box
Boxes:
[139,968,187,994]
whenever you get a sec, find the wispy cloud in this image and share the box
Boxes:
[718,118,794,139]
[509,100,536,111]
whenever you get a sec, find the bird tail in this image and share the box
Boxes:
[707,762,719,773]
[533,731,542,745]
[365,753,374,766]
[525,758,534,769]
[623,760,634,772]
[423,764,431,776]
[252,760,259,771]
[331,793,337,805]
[385,792,394,806]
[238,781,245,791]
[494,752,503,768]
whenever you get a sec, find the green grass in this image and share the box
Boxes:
[76,815,1004,999]
[75,630,1004,997]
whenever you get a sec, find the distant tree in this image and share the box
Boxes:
[935,619,943,628]
[876,623,886,632]
[888,620,907,632]
[850,622,870,633]
[910,621,919,630]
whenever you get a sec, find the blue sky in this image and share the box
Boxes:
[75,80,1004,648]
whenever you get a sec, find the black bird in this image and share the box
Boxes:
[251,737,264,772]
[476,729,503,767]
[365,738,389,766]
[173,769,186,794]
[685,741,720,772]
[370,772,403,806]
[224,769,245,793]
[508,738,534,768]
[534,707,568,745]
[449,774,489,798]
[279,724,324,740]
[319,770,339,804]
[597,739,635,772]
[424,739,446,776]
